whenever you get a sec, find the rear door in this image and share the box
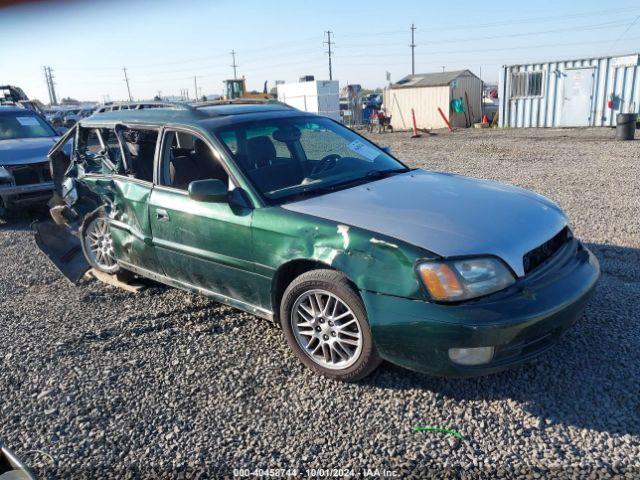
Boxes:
[148,128,264,312]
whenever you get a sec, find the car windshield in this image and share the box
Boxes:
[213,116,407,203]
[0,112,56,140]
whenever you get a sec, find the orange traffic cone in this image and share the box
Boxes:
[482,114,488,125]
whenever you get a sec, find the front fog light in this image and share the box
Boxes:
[448,346,494,365]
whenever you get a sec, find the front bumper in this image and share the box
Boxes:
[0,181,54,205]
[363,239,600,377]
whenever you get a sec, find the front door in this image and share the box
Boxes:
[148,129,263,311]
[560,68,594,127]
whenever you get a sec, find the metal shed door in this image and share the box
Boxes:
[560,68,594,127]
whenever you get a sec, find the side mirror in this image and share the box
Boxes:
[381,146,392,155]
[188,179,228,202]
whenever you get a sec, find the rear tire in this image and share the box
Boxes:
[280,269,381,382]
[81,212,120,274]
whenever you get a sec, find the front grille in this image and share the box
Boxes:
[523,227,571,274]
[8,162,50,186]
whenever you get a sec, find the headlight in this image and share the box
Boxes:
[0,166,13,183]
[61,178,78,207]
[417,257,515,302]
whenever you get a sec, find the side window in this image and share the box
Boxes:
[247,126,292,161]
[100,128,123,166]
[121,127,159,182]
[76,127,112,173]
[218,130,238,155]
[160,130,229,190]
[85,129,103,155]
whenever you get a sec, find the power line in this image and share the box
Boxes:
[324,31,333,80]
[338,19,630,51]
[59,16,633,90]
[122,66,132,101]
[338,6,640,39]
[56,6,640,77]
[230,50,238,79]
[339,35,640,70]
[608,13,640,53]
[410,24,416,75]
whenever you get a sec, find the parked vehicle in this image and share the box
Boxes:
[93,102,174,114]
[361,93,382,109]
[46,109,66,127]
[36,102,599,381]
[0,85,45,115]
[0,106,63,217]
[62,108,95,128]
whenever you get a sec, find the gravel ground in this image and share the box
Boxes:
[1,127,638,478]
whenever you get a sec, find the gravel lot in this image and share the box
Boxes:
[1,127,638,478]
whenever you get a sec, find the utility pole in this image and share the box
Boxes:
[441,66,446,72]
[194,76,199,100]
[410,24,416,75]
[324,31,334,80]
[43,66,52,105]
[230,50,238,79]
[43,66,58,105]
[122,66,132,102]
[49,67,58,105]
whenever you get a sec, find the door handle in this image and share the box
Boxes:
[156,208,170,222]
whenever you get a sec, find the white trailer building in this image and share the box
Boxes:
[499,53,640,128]
[384,70,482,130]
[276,80,340,121]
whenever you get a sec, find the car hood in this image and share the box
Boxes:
[283,170,567,277]
[0,136,58,166]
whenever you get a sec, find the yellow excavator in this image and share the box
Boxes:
[223,78,271,100]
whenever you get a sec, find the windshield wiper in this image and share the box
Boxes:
[362,167,411,180]
[280,168,411,203]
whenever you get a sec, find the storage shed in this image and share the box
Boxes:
[383,70,482,130]
[499,53,640,128]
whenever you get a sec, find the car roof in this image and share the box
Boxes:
[0,105,40,114]
[81,102,309,129]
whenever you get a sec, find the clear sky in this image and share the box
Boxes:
[1,0,639,103]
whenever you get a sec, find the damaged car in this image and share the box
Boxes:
[35,103,599,381]
[0,106,65,218]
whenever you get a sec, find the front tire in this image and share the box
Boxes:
[81,213,120,274]
[280,269,381,382]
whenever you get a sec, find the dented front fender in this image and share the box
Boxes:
[252,207,435,300]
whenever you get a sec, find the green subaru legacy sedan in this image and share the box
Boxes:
[36,102,600,382]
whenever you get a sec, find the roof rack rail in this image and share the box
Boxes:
[96,100,196,111]
[190,98,293,108]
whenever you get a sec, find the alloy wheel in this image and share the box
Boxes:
[84,217,117,272]
[291,289,363,370]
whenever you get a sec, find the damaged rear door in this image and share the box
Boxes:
[35,122,164,281]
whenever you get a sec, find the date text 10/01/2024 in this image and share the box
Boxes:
[233,468,400,477]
